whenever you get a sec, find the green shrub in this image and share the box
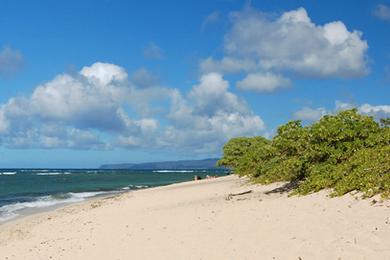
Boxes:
[217,136,270,175]
[332,145,390,198]
[218,109,390,198]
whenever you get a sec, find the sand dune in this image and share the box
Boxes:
[1,175,389,260]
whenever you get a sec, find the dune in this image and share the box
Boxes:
[0,175,389,260]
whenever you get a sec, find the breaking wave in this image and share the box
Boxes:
[0,191,111,222]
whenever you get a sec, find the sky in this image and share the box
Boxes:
[0,0,389,168]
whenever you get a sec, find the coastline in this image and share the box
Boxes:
[0,168,227,224]
[0,176,229,228]
[1,175,390,259]
[0,191,122,226]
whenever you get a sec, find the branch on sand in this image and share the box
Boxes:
[225,190,252,200]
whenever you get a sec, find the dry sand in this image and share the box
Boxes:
[0,175,389,260]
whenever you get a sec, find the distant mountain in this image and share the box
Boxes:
[99,158,221,170]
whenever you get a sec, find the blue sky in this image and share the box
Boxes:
[0,0,389,168]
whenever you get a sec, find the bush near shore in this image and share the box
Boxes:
[218,109,390,198]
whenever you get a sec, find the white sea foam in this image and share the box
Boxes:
[135,185,149,188]
[20,169,49,172]
[0,171,17,175]
[0,172,17,175]
[86,170,100,173]
[121,185,149,190]
[0,191,110,223]
[153,170,195,173]
[0,212,18,222]
[67,191,108,199]
[35,172,72,176]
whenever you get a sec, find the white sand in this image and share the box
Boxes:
[0,175,389,260]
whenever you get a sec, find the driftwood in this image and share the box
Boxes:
[230,190,253,196]
[225,190,252,200]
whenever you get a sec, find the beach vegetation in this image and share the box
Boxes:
[218,109,390,198]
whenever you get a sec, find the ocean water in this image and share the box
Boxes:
[0,168,228,222]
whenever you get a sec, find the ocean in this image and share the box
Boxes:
[0,168,228,223]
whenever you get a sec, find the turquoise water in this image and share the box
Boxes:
[0,169,228,222]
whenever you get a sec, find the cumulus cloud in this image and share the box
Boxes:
[373,4,390,21]
[294,101,390,122]
[27,62,130,131]
[334,100,355,111]
[201,6,369,92]
[158,73,265,153]
[225,7,368,78]
[358,103,390,118]
[294,107,327,121]
[338,102,390,119]
[237,72,291,92]
[0,63,265,153]
[0,46,24,78]
[115,112,160,148]
[118,73,265,153]
[80,62,128,86]
[0,62,158,149]
[143,42,164,60]
[188,73,248,116]
[130,68,160,88]
[2,126,105,150]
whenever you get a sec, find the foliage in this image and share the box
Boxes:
[216,136,270,174]
[218,109,390,198]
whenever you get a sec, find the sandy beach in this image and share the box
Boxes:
[0,175,389,260]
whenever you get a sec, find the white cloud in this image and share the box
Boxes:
[115,114,159,148]
[1,124,105,150]
[334,100,354,111]
[160,110,264,153]
[236,72,291,92]
[0,64,266,154]
[358,104,390,118]
[335,101,390,118]
[201,6,369,93]
[0,109,10,133]
[80,62,128,86]
[27,63,130,131]
[130,68,160,88]
[125,85,173,118]
[188,73,248,115]
[294,107,327,121]
[373,4,390,21]
[0,46,23,78]
[143,42,164,60]
[224,7,368,78]
[0,62,155,149]
[294,101,390,122]
[159,73,265,153]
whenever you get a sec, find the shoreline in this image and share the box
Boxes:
[0,191,122,226]
[0,176,226,228]
[1,175,390,259]
[0,169,228,225]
